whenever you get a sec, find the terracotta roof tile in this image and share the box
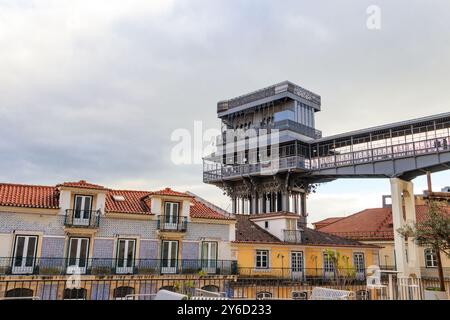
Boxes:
[318,205,450,240]
[105,190,152,214]
[149,188,193,198]
[190,198,234,220]
[58,180,107,191]
[0,181,231,220]
[0,183,59,209]
[234,215,376,247]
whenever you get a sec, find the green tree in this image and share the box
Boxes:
[397,200,450,291]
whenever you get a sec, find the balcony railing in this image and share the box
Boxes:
[237,267,367,282]
[283,230,302,243]
[0,257,238,276]
[64,209,100,228]
[156,215,188,232]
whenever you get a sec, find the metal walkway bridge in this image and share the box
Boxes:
[204,112,450,183]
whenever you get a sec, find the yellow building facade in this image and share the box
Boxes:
[232,214,380,280]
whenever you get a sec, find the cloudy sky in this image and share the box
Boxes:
[1,0,449,224]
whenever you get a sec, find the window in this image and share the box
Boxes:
[424,248,438,267]
[113,286,135,300]
[67,237,90,274]
[353,253,365,273]
[323,252,335,274]
[12,235,38,274]
[255,250,269,269]
[264,221,269,229]
[287,219,296,230]
[63,288,87,300]
[73,195,93,225]
[256,291,272,300]
[291,251,304,273]
[161,240,178,273]
[163,202,179,230]
[201,241,218,273]
[116,239,136,274]
[5,288,34,298]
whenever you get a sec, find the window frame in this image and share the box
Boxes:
[424,248,438,268]
[11,234,38,274]
[116,238,137,273]
[255,250,270,269]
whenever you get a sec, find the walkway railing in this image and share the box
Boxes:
[1,276,448,300]
[204,132,450,182]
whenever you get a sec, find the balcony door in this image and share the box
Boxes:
[116,239,135,274]
[353,253,365,280]
[73,195,93,226]
[67,238,89,274]
[161,240,178,274]
[12,235,38,274]
[323,252,336,279]
[164,202,179,230]
[291,251,304,280]
[201,241,218,274]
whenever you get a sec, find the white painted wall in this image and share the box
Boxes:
[254,218,287,241]
[181,200,191,218]
[58,189,71,215]
[95,193,106,213]
[229,223,236,242]
[151,198,162,214]
[218,241,231,260]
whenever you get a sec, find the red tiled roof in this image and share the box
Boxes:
[313,217,344,229]
[105,190,152,214]
[149,188,193,198]
[105,189,233,219]
[0,181,231,220]
[0,183,59,209]
[58,180,107,191]
[318,205,450,241]
[190,198,234,220]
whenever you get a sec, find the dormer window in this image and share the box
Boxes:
[163,202,180,230]
[73,195,93,226]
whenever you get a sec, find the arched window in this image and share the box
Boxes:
[63,288,87,300]
[113,286,135,299]
[256,291,272,300]
[5,288,34,298]
[292,291,307,300]
[424,248,438,267]
[356,290,370,300]
[201,285,219,293]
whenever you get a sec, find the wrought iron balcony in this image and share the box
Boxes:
[283,229,302,243]
[0,257,238,276]
[64,209,100,228]
[156,215,188,232]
